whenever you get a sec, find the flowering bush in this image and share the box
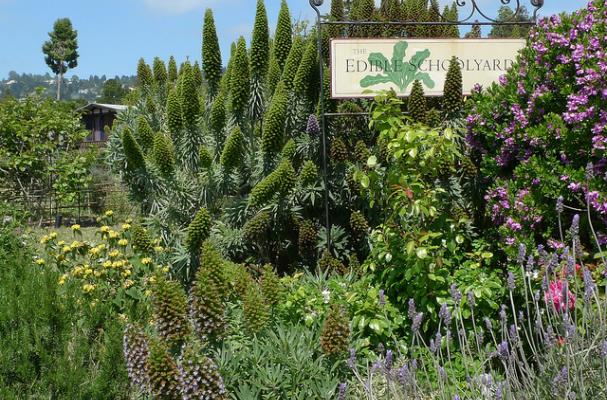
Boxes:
[467,0,607,254]
[36,214,167,313]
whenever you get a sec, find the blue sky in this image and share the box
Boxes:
[0,0,590,79]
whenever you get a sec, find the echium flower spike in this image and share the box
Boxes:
[306,114,320,136]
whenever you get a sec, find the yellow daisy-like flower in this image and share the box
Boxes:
[83,284,95,293]
[49,232,58,240]
[118,239,129,247]
[35,258,46,266]
[100,226,110,233]
[70,241,82,250]
[141,257,153,266]
[108,231,119,239]
[105,210,114,217]
[58,274,68,285]
[71,224,81,231]
[121,223,131,231]
[109,250,121,258]
[123,279,134,289]
[103,260,112,269]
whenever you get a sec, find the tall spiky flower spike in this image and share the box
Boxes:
[202,8,222,98]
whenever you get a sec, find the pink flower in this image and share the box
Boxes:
[545,280,576,312]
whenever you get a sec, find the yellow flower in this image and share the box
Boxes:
[57,240,65,246]
[141,257,153,266]
[121,269,132,278]
[123,279,134,289]
[118,239,129,247]
[149,276,156,284]
[103,260,112,269]
[112,261,122,269]
[58,274,68,285]
[35,258,46,266]
[49,232,58,240]
[118,313,128,322]
[105,210,114,217]
[161,266,169,273]
[145,289,152,296]
[89,247,101,256]
[84,267,93,277]
[62,246,71,254]
[109,250,120,258]
[154,246,164,253]
[82,283,95,293]
[71,224,81,231]
[121,223,131,231]
[70,241,82,250]
[40,235,49,244]
[109,231,119,239]
[125,218,133,224]
[100,226,110,233]
[94,270,102,277]
[97,244,106,250]
[72,266,84,277]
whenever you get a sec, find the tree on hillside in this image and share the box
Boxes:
[42,18,79,100]
[489,6,532,38]
[97,79,128,104]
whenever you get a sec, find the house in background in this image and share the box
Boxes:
[78,103,128,145]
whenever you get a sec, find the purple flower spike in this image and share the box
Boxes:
[412,312,424,334]
[507,272,516,291]
[378,289,386,306]
[306,114,320,135]
[450,284,462,305]
[556,196,564,213]
[338,383,347,400]
[407,298,416,320]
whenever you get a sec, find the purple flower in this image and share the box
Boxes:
[556,196,564,213]
[439,303,452,326]
[378,289,386,307]
[407,298,416,320]
[507,272,516,291]
[450,284,462,305]
[497,341,509,360]
[338,383,347,400]
[306,114,320,136]
[385,350,393,370]
[467,292,476,309]
[347,348,356,369]
[412,312,424,334]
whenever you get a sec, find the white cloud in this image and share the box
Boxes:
[142,0,218,15]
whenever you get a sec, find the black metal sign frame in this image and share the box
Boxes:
[308,0,544,251]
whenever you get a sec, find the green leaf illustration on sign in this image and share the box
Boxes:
[360,41,435,92]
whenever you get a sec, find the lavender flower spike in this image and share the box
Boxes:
[338,382,347,400]
[450,284,462,305]
[507,271,516,291]
[556,195,564,213]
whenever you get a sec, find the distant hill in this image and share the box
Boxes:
[0,71,136,102]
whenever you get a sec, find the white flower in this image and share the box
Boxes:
[322,289,331,304]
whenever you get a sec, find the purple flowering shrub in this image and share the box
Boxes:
[467,0,607,254]
[343,214,607,399]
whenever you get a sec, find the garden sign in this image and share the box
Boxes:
[330,38,525,98]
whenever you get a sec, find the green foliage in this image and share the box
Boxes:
[147,339,182,399]
[179,61,200,129]
[330,137,348,163]
[42,18,79,99]
[293,32,318,97]
[151,275,191,343]
[299,160,318,186]
[186,208,212,255]
[122,128,146,172]
[242,282,270,335]
[0,225,133,399]
[0,94,87,199]
[354,140,370,164]
[319,303,350,357]
[280,36,305,90]
[209,89,227,144]
[266,49,281,97]
[152,133,175,177]
[250,0,270,82]
[442,56,463,117]
[190,259,226,341]
[152,57,168,85]
[243,211,271,242]
[317,249,346,274]
[261,82,288,155]
[202,9,222,97]
[168,56,178,82]
[199,241,228,295]
[217,324,338,399]
[260,264,282,306]
[273,0,293,71]
[425,107,441,127]
[280,138,296,161]
[192,61,203,88]
[166,86,183,136]
[407,79,427,123]
[220,126,245,171]
[136,58,154,88]
[136,115,154,151]
[249,159,296,207]
[489,5,532,38]
[131,224,154,253]
[97,78,128,104]
[229,37,250,119]
[199,145,213,169]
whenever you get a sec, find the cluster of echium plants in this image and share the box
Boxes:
[340,207,607,399]
[104,0,468,280]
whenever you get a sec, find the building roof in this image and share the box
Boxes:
[77,103,129,113]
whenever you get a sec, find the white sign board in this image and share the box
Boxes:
[330,38,525,98]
